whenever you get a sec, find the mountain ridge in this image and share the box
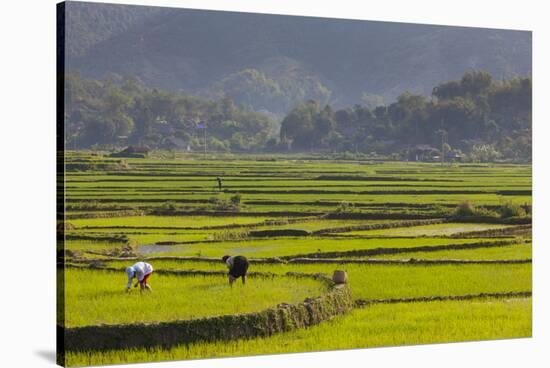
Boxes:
[65,2,531,113]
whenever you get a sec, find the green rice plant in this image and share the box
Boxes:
[366,243,532,260]
[65,240,127,252]
[103,260,531,301]
[138,237,495,259]
[70,216,270,229]
[65,297,531,366]
[61,154,532,367]
[64,268,328,328]
[253,219,397,232]
[211,229,250,241]
[343,223,512,237]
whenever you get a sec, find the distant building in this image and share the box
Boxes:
[161,136,187,150]
[123,146,150,154]
[110,145,150,158]
[408,144,441,162]
[446,151,464,162]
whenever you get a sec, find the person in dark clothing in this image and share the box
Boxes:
[216,176,222,191]
[222,255,249,286]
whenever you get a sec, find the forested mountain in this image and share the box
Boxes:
[65,2,531,113]
[64,2,162,58]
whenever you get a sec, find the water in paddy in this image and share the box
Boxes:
[139,244,181,254]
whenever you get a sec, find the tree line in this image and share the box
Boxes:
[64,73,277,151]
[64,70,531,161]
[279,71,531,161]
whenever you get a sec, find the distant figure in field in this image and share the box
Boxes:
[222,255,249,286]
[216,176,223,191]
[126,261,154,292]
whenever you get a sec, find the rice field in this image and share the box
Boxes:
[366,243,532,260]
[137,237,500,258]
[63,268,327,327]
[69,215,271,228]
[340,222,512,236]
[59,152,532,366]
[65,297,532,366]
[98,260,531,300]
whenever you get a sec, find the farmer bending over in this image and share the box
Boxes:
[222,255,249,286]
[126,261,154,292]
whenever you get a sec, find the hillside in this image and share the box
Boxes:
[65,2,532,113]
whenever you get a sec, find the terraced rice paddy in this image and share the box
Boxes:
[96,260,530,300]
[64,268,327,327]
[339,222,512,236]
[137,237,501,258]
[59,152,532,366]
[66,298,531,366]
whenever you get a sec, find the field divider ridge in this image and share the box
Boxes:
[354,291,532,308]
[62,268,353,352]
[311,218,447,235]
[287,258,531,265]
[280,239,523,260]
